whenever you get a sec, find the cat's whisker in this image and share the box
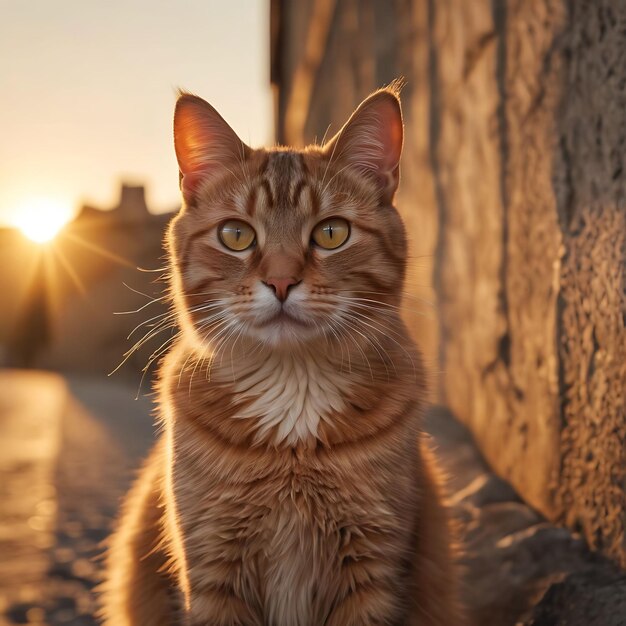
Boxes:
[183,321,220,390]
[115,298,165,316]
[174,313,231,388]
[132,304,221,347]
[330,316,374,381]
[324,320,350,374]
[337,299,411,336]
[208,321,238,368]
[350,290,435,308]
[123,298,225,345]
[227,323,248,381]
[142,332,180,373]
[341,310,398,362]
[126,310,178,340]
[204,320,240,381]
[334,295,434,318]
[194,316,239,382]
[187,324,220,393]
[340,306,417,380]
[110,319,180,376]
[121,282,166,303]
[136,265,168,273]
[336,312,394,381]
[135,329,184,399]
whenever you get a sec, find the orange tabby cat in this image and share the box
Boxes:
[100,87,463,625]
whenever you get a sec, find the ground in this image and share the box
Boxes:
[0,370,624,625]
[0,372,153,626]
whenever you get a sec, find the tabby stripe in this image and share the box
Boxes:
[246,185,258,217]
[182,226,214,259]
[260,179,274,209]
[355,221,405,264]
[290,179,306,207]
[346,270,392,293]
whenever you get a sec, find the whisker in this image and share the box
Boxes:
[122,282,165,303]
[339,307,417,380]
[115,298,165,316]
[331,316,374,381]
[350,290,435,308]
[336,312,393,380]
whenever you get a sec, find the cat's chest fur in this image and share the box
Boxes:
[175,438,386,625]
[170,346,405,624]
[259,467,342,625]
[220,349,346,445]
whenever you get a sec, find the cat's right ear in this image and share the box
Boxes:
[174,92,250,202]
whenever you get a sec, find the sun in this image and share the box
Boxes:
[13,197,74,243]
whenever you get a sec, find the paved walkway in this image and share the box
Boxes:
[0,371,153,626]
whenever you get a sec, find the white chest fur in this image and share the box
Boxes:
[222,349,345,445]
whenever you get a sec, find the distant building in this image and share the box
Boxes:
[0,184,176,381]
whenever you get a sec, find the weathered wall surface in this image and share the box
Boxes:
[273,0,626,565]
[430,0,626,563]
[432,0,566,519]
[552,1,626,563]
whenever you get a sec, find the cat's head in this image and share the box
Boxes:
[168,87,407,350]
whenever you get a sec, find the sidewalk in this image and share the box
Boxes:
[0,371,154,626]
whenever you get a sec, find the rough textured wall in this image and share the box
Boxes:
[273,0,626,564]
[432,0,566,517]
[553,2,626,563]
[432,0,626,563]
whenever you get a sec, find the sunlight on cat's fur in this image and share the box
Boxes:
[99,85,464,625]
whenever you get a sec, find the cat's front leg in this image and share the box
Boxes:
[325,580,406,626]
[100,440,180,626]
[324,533,408,626]
[178,516,264,626]
[184,574,263,626]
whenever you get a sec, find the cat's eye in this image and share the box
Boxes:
[311,218,350,250]
[218,220,256,251]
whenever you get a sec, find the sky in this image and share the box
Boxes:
[0,0,272,228]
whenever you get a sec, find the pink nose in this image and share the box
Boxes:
[263,277,300,302]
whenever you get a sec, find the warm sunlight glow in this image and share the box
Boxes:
[13,198,74,243]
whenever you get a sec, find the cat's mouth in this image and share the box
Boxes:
[257,309,314,329]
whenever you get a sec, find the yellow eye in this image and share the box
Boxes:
[311,218,350,250]
[218,220,256,251]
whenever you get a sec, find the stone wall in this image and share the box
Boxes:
[272,0,626,565]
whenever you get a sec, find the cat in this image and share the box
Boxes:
[100,86,463,625]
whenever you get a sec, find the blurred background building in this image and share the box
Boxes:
[0,184,172,379]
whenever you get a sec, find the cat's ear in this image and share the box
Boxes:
[174,92,250,202]
[323,88,403,203]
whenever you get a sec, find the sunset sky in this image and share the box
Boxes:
[0,0,272,229]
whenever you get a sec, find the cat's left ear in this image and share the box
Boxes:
[174,92,251,202]
[323,88,403,203]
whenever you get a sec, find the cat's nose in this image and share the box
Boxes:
[263,277,301,302]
